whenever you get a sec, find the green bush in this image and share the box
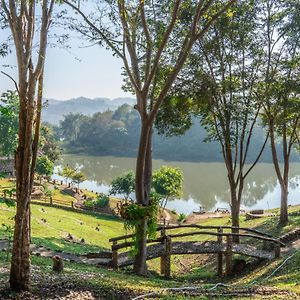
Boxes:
[94,194,109,208]
[84,194,109,209]
[84,198,95,208]
[177,213,186,223]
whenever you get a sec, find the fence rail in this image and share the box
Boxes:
[109,224,274,242]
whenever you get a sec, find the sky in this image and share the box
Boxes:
[0,24,132,101]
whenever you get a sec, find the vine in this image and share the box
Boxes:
[118,195,160,255]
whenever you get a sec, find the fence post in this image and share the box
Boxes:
[164,235,172,278]
[225,235,233,276]
[274,243,281,258]
[217,227,223,276]
[71,201,74,209]
[262,240,268,250]
[112,241,118,269]
[160,227,166,275]
[50,197,53,206]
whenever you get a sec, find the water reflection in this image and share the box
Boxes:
[54,155,300,214]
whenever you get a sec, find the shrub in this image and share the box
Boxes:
[109,171,135,201]
[94,194,110,208]
[84,194,110,209]
[84,198,95,208]
[177,213,186,223]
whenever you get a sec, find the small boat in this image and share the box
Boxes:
[193,206,206,214]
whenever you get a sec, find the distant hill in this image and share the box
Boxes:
[42,96,136,124]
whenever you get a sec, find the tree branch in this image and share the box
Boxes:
[1,71,19,95]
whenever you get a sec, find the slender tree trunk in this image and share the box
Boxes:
[281,124,289,225]
[134,120,152,275]
[10,203,31,291]
[10,92,33,290]
[269,120,289,225]
[133,216,149,275]
[135,121,151,205]
[144,127,153,202]
[280,183,288,225]
[229,183,240,243]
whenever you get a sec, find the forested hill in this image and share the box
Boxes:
[42,97,136,124]
[54,103,300,163]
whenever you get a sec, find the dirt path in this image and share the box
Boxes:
[0,239,111,267]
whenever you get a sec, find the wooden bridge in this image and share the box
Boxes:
[109,224,285,277]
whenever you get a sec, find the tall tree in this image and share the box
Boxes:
[157,0,268,237]
[0,0,55,291]
[194,0,268,236]
[65,0,236,275]
[258,0,300,225]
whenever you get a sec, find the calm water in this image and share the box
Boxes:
[53,155,300,215]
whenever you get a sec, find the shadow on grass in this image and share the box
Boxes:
[31,202,123,223]
[32,236,108,255]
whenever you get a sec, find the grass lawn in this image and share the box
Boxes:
[1,177,300,299]
[0,178,15,190]
[0,203,125,255]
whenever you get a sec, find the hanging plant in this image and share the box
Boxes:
[118,196,160,255]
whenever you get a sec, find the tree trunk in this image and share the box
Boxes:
[144,127,153,203]
[269,120,289,225]
[135,121,151,205]
[133,216,149,275]
[229,184,240,243]
[280,184,288,225]
[134,121,152,275]
[10,90,34,291]
[9,203,31,291]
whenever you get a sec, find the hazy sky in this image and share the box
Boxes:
[0,31,132,101]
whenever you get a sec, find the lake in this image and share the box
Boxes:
[53,155,300,215]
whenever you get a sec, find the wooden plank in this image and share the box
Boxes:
[116,241,276,267]
[112,231,284,251]
[232,244,274,260]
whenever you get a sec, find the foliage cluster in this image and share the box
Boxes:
[84,193,110,209]
[120,198,160,256]
[0,91,18,158]
[59,165,86,188]
[152,166,183,201]
[109,171,135,201]
[36,156,54,178]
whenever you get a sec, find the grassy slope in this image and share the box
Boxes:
[0,203,124,255]
[1,178,300,298]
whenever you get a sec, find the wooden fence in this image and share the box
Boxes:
[109,224,285,277]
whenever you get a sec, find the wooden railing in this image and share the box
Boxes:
[109,224,275,242]
[0,192,75,209]
[109,225,285,277]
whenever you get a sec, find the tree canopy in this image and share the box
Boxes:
[109,171,135,201]
[0,91,19,158]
